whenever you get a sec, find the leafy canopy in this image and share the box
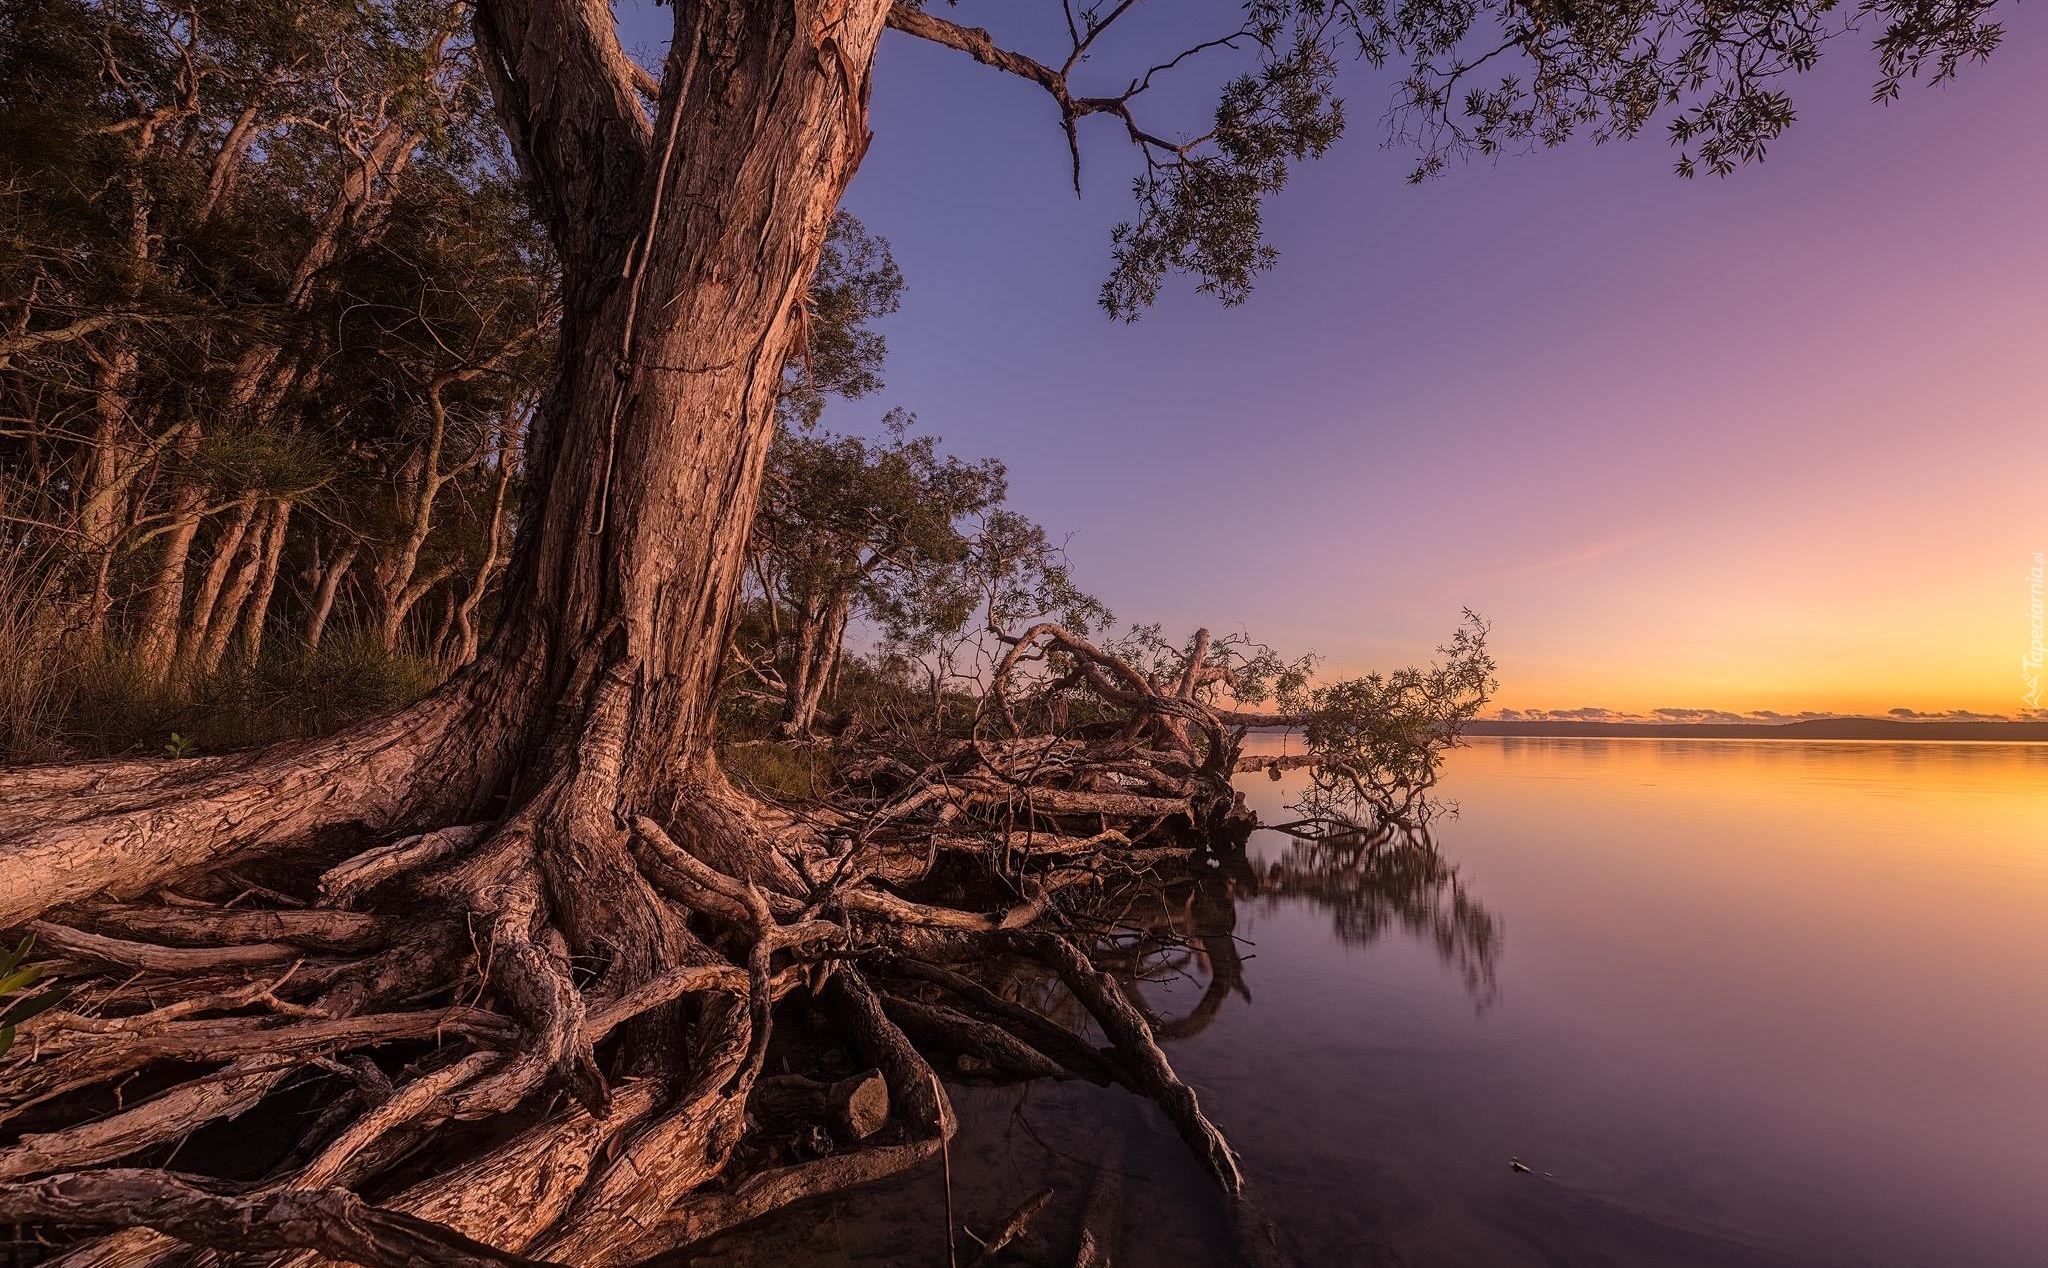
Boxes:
[893,0,2006,316]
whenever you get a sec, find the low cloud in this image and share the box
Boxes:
[1651,707,1752,724]
[1885,707,2014,723]
[1517,706,1622,722]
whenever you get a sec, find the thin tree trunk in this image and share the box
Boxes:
[784,597,849,734]
[448,435,515,670]
[195,500,281,676]
[236,500,293,666]
[304,543,359,652]
[71,116,162,642]
[75,342,140,642]
[780,601,824,732]
[375,377,459,651]
[220,33,448,422]
[134,424,206,681]
[179,494,259,673]
[198,93,268,224]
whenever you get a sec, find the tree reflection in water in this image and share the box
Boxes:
[689,825,1501,1265]
[956,820,1504,1051]
[1251,819,1502,1006]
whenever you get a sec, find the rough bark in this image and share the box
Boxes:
[194,499,285,675]
[779,594,851,734]
[0,1170,563,1268]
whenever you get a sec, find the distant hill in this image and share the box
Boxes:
[1463,718,2048,742]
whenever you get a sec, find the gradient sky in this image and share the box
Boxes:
[621,4,2046,717]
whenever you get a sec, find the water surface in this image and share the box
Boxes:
[693,739,2048,1267]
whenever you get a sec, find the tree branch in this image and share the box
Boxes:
[471,0,654,280]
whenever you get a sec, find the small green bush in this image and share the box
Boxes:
[0,935,69,1059]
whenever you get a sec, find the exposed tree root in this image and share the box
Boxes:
[0,766,1254,1264]
[0,619,1485,1265]
[0,1170,564,1268]
[0,677,527,927]
[1072,1132,1125,1268]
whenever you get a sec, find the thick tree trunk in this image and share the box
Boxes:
[472,0,882,798]
[0,0,886,937]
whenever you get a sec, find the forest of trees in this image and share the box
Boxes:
[0,0,2006,1263]
[1,0,544,755]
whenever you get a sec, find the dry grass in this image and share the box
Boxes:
[0,613,445,763]
[0,539,80,763]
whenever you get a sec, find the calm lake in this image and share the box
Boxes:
[692,738,2048,1267]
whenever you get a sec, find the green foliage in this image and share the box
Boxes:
[755,410,1005,621]
[0,935,70,1059]
[1104,8,1344,318]
[1283,610,1498,823]
[916,0,2007,316]
[782,213,905,427]
[740,412,1038,732]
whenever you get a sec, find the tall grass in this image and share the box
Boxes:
[0,538,80,763]
[0,612,444,762]
[57,636,445,758]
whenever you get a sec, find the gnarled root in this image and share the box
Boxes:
[3,741,1258,1266]
[0,1169,565,1268]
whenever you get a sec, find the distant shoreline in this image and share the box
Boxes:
[1460,718,2048,742]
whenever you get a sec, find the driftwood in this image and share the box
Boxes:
[966,1186,1053,1265]
[751,1069,890,1141]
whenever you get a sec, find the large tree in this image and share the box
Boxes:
[0,0,2009,1261]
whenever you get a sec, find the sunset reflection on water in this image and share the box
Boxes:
[1207,735,2048,1267]
[686,737,2047,1267]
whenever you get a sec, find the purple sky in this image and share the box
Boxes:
[619,4,2047,716]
